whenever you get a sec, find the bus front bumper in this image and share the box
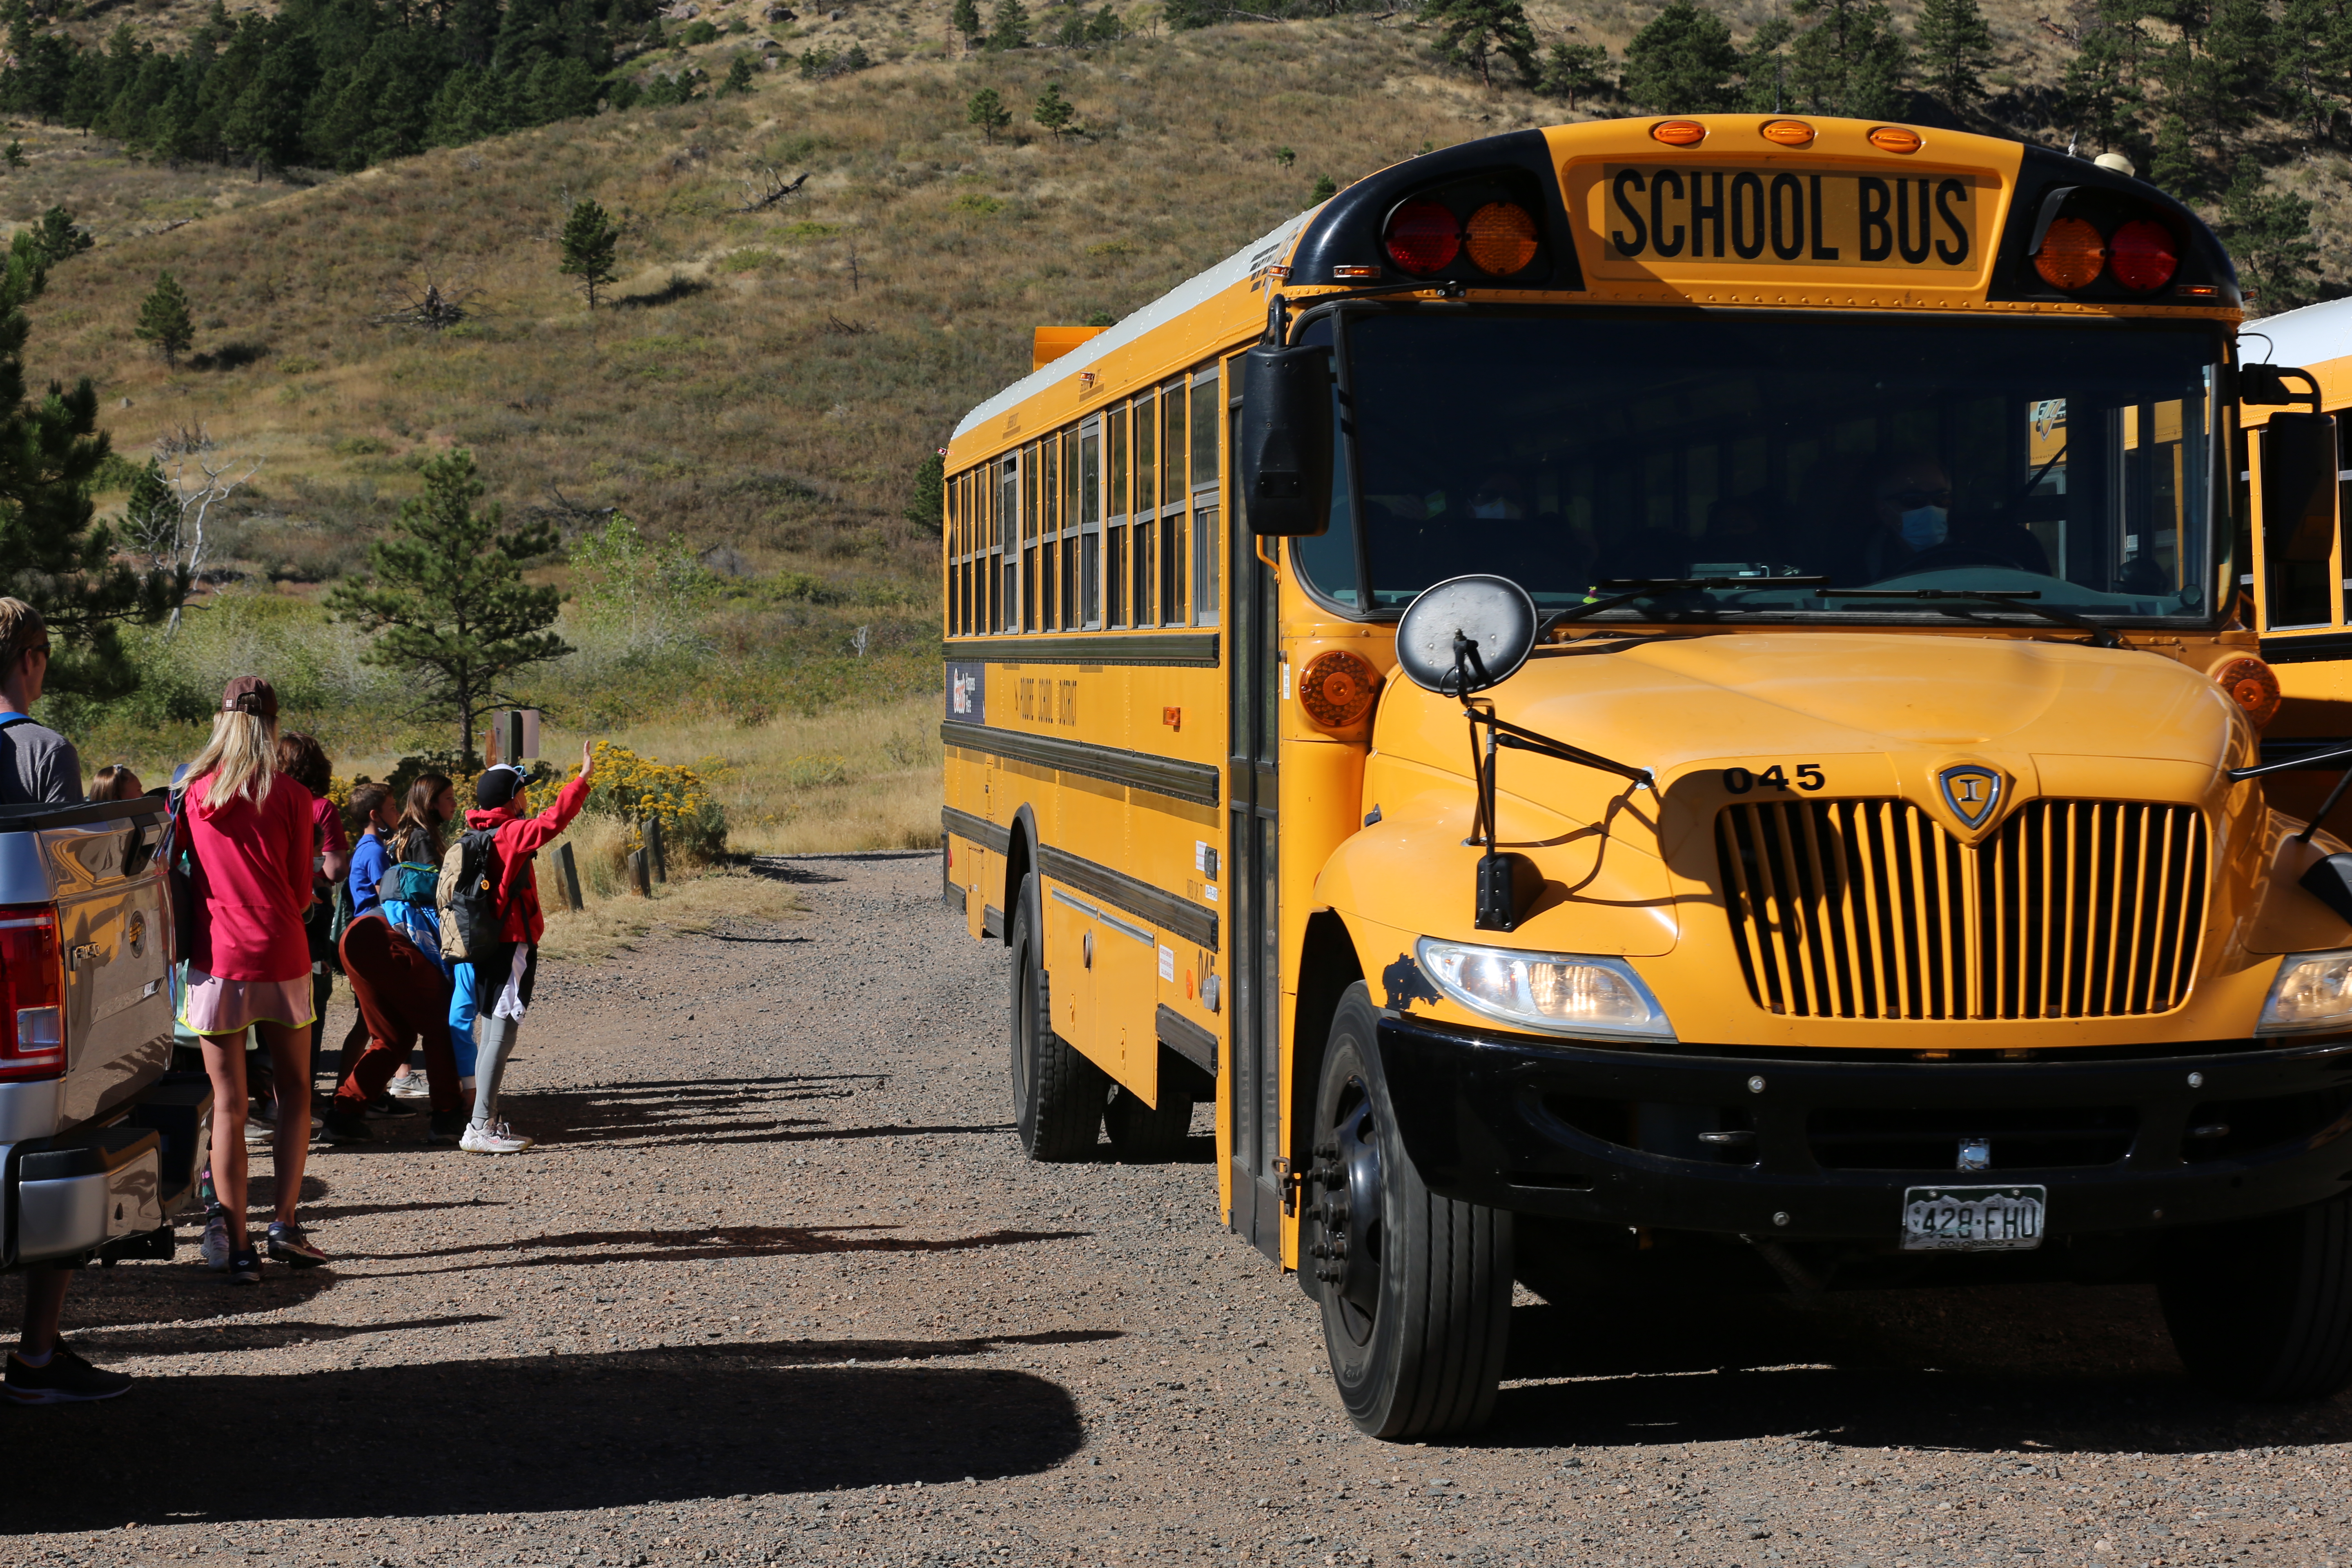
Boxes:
[1375,1013,2352,1240]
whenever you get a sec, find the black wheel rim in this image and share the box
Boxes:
[1312,1073,1384,1348]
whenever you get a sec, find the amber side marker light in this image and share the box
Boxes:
[1465,202,1540,275]
[1298,650,1383,731]
[1760,120,1814,147]
[1868,125,1924,154]
[2034,216,2108,290]
[2214,657,2282,728]
[1651,120,1707,147]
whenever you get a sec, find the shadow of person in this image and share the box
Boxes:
[0,1344,1088,1530]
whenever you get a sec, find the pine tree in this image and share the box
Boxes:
[967,85,1011,141]
[987,0,1029,49]
[133,271,193,366]
[1422,0,1540,88]
[1309,173,1339,203]
[1539,41,1614,107]
[557,197,620,310]
[1622,0,1740,112]
[952,0,982,43]
[1913,0,1993,105]
[721,51,757,94]
[326,450,571,768]
[2063,3,2147,154]
[2150,113,2201,196]
[0,243,182,698]
[19,205,89,267]
[1033,80,1074,138]
[2220,157,2321,314]
[1787,0,1909,119]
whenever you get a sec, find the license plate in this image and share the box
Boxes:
[1901,1185,2045,1252]
[1585,165,1994,279]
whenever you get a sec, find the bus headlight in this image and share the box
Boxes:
[1416,939,1675,1042]
[2257,951,2352,1034]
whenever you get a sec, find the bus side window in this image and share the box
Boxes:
[1022,444,1040,633]
[1192,366,1221,626]
[1163,379,1188,625]
[2264,412,2339,629]
[1107,405,1129,628]
[1136,390,1158,627]
[1081,421,1103,629]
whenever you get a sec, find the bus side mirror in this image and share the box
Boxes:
[1238,343,1333,537]
[2262,410,2340,567]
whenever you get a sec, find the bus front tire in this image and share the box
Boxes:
[1008,872,1107,1162]
[2160,1188,2352,1401]
[1307,982,1511,1439]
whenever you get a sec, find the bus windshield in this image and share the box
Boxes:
[1295,312,2225,628]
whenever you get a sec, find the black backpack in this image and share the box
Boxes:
[435,828,509,961]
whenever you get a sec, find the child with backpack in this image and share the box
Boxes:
[443,743,597,1155]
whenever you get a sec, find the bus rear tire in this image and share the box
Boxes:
[1008,872,1107,1162]
[2160,1188,2352,1401]
[1306,982,1511,1438]
[1105,1085,1192,1161]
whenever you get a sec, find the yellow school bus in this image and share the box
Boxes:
[940,115,2352,1437]
[2232,298,2352,823]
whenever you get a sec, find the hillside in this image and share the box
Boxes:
[0,2,2339,849]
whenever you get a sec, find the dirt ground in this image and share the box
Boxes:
[3,852,2348,1567]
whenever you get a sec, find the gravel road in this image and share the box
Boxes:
[3,853,2348,1567]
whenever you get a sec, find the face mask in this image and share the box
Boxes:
[1899,505,1948,551]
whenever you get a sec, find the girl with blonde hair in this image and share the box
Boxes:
[178,677,329,1282]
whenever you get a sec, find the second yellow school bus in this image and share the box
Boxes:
[942,114,2352,1436]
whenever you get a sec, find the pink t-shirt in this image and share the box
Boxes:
[312,795,348,858]
[187,771,314,982]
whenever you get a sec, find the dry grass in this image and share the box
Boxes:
[535,858,810,962]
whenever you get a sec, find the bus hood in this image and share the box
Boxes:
[1370,630,2254,859]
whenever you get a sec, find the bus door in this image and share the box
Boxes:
[1228,498,1284,1260]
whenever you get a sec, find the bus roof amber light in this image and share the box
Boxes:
[1383,200,1462,276]
[2215,657,2282,728]
[2109,218,2180,293]
[1650,120,1706,147]
[1760,120,1814,147]
[1867,125,1923,154]
[1298,650,1382,731]
[2033,217,2107,290]
[1464,202,1540,276]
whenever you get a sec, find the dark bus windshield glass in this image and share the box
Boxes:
[1294,312,2223,625]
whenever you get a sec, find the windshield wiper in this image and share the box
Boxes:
[1813,588,2123,649]
[1551,576,1830,625]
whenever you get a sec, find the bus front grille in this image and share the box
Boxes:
[1715,798,2209,1021]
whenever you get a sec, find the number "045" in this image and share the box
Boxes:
[1724,763,1825,794]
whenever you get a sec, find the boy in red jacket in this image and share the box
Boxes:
[458,741,596,1155]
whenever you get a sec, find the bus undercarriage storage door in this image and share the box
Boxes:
[1229,500,1283,1261]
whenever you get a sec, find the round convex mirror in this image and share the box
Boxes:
[1393,575,1539,696]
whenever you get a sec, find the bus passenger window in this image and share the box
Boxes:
[1081,425,1102,628]
[1191,370,1221,626]
[1135,392,1158,626]
[1163,512,1186,626]
[1107,408,1129,628]
[1163,381,1187,506]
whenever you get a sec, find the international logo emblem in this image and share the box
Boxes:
[1938,764,2003,831]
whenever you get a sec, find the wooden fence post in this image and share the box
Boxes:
[556,842,584,911]
[647,815,668,884]
[628,849,651,897]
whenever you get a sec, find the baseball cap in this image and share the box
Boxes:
[476,764,528,808]
[221,676,278,718]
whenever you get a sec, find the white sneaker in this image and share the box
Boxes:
[198,1205,230,1270]
[459,1120,535,1155]
[387,1074,432,1100]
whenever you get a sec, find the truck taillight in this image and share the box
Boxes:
[0,907,64,1081]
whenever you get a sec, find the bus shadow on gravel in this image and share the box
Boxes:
[0,1342,1087,1531]
[1488,1290,2352,1453]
